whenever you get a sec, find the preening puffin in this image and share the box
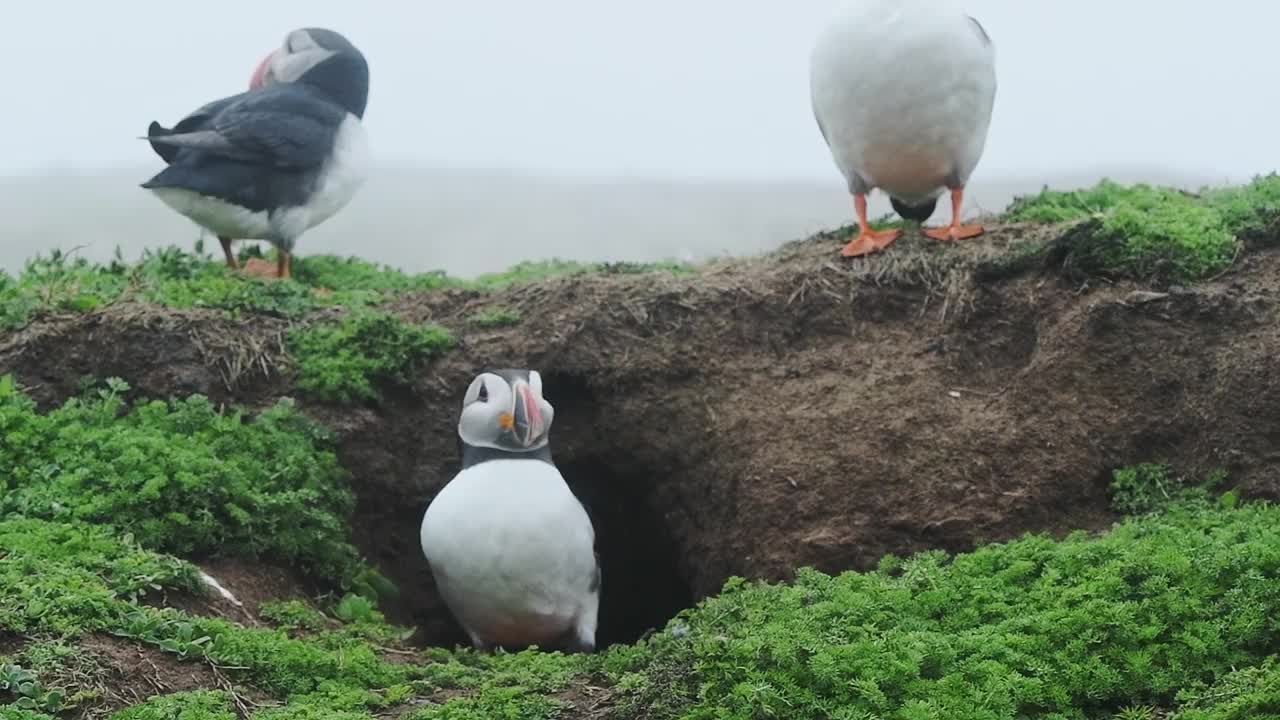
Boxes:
[810,0,997,257]
[141,28,370,279]
[420,369,601,653]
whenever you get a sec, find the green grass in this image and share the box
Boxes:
[1201,174,1280,241]
[0,245,695,332]
[0,247,394,331]
[288,312,456,405]
[110,691,236,720]
[0,518,200,636]
[1171,657,1280,719]
[1002,174,1280,282]
[1108,463,1231,516]
[471,258,694,290]
[470,307,522,328]
[0,375,362,583]
[290,255,458,294]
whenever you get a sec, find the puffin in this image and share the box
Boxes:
[141,28,371,279]
[809,0,997,257]
[420,369,601,653]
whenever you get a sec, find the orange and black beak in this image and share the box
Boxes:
[510,379,545,448]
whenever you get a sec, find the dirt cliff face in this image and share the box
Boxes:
[5,223,1280,649]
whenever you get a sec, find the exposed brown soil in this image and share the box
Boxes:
[4,223,1280,653]
[159,559,318,627]
[74,633,270,719]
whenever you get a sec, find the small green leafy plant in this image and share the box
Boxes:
[0,664,66,714]
[1109,463,1228,515]
[289,312,455,404]
[1005,181,1235,281]
[0,375,362,582]
[1002,175,1280,282]
[470,307,522,328]
[112,612,212,659]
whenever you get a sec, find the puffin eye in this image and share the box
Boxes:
[477,382,488,402]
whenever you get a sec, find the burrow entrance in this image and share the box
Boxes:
[387,371,697,651]
[558,455,694,648]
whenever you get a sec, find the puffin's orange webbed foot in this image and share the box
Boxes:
[925,187,983,243]
[841,192,902,257]
[841,227,903,257]
[924,224,985,242]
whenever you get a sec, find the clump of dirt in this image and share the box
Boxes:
[5,223,1280,649]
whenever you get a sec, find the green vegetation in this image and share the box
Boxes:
[111,691,236,720]
[0,375,361,582]
[290,255,456,294]
[0,514,588,717]
[1,662,67,713]
[2,433,1280,718]
[0,517,199,635]
[470,306,522,328]
[603,494,1280,720]
[0,244,695,333]
[1003,174,1280,282]
[1171,658,1280,719]
[288,312,455,404]
[471,258,694,290]
[1108,463,1230,515]
[0,247,388,331]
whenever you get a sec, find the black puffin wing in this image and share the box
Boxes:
[173,96,240,134]
[144,84,344,170]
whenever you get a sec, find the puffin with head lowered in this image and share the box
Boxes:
[810,0,997,257]
[420,369,601,653]
[141,28,370,279]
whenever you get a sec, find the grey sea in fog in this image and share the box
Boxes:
[0,166,1228,278]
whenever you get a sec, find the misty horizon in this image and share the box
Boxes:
[0,163,1237,278]
[3,1,1276,276]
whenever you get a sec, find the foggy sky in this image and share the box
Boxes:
[1,2,1275,277]
[4,1,1275,183]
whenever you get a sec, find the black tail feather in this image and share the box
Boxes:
[147,121,179,164]
[890,196,939,223]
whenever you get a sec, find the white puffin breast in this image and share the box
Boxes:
[302,113,370,229]
[271,113,371,246]
[420,459,597,642]
[810,0,996,202]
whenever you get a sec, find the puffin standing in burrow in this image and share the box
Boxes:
[810,0,997,257]
[420,369,601,653]
[141,28,370,279]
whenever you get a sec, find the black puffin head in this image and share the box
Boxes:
[457,369,556,466]
[250,27,370,118]
[889,196,939,223]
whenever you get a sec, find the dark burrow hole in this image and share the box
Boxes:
[538,371,695,649]
[558,455,694,648]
